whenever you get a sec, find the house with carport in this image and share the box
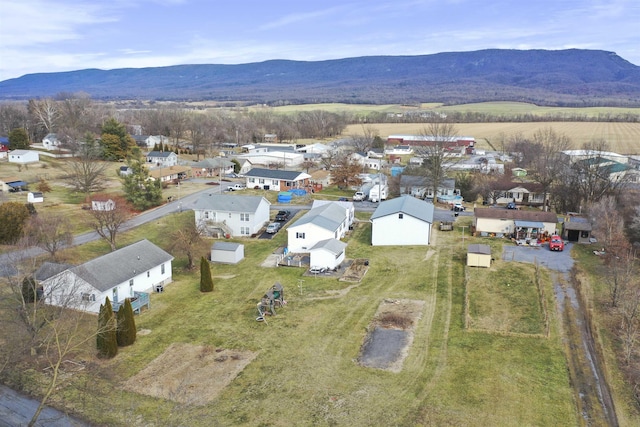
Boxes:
[244,168,311,192]
[193,193,271,237]
[474,208,558,240]
[370,195,434,246]
[35,239,173,314]
[287,202,348,252]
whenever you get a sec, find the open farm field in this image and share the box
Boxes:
[344,121,640,153]
[0,211,583,426]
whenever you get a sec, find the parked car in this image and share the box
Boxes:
[309,266,327,274]
[338,197,348,201]
[353,191,365,201]
[227,183,246,191]
[451,203,465,212]
[265,222,281,234]
[549,235,565,251]
[275,210,291,221]
[506,202,517,209]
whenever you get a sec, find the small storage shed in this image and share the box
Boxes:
[27,192,44,203]
[211,241,244,264]
[467,244,492,268]
[309,238,347,270]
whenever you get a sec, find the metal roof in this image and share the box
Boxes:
[370,195,434,223]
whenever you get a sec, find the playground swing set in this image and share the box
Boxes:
[256,282,286,322]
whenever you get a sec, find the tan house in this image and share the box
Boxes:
[148,165,191,183]
[474,208,558,240]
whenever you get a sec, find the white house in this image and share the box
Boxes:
[287,202,348,253]
[193,193,271,237]
[371,195,434,246]
[27,192,44,203]
[9,150,39,164]
[42,133,61,151]
[399,175,457,200]
[91,198,116,211]
[210,242,245,264]
[311,199,355,228]
[35,239,173,314]
[133,135,169,149]
[473,207,558,239]
[244,168,311,192]
[309,239,347,271]
[146,151,178,167]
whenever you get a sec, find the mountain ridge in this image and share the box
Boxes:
[1,49,640,106]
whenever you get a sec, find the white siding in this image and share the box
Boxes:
[309,248,345,270]
[287,223,336,252]
[371,213,431,246]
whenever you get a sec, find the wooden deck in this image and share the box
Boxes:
[112,291,150,314]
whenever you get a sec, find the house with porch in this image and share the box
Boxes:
[399,175,457,200]
[35,239,173,314]
[191,157,235,178]
[287,202,348,253]
[474,208,558,239]
[370,195,434,246]
[244,168,311,192]
[491,182,548,207]
[146,151,178,167]
[193,193,271,237]
[148,165,191,183]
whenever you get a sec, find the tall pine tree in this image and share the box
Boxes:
[97,297,118,358]
[116,298,137,347]
[200,256,214,292]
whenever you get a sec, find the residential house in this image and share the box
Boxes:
[367,148,384,159]
[146,151,178,167]
[35,239,173,314]
[119,166,133,176]
[133,135,170,149]
[210,242,245,264]
[148,165,191,183]
[311,199,355,228]
[491,182,548,207]
[0,143,8,159]
[193,193,271,237]
[562,215,593,244]
[244,168,311,192]
[387,135,475,153]
[384,145,414,155]
[370,195,434,246]
[42,133,61,151]
[473,207,558,239]
[191,157,235,178]
[237,149,304,168]
[309,169,331,188]
[309,239,347,271]
[9,150,39,164]
[264,134,278,143]
[287,202,348,253]
[399,175,457,200]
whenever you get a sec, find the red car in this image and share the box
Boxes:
[549,235,564,251]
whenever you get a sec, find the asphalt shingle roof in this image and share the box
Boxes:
[290,202,346,232]
[370,195,434,223]
[244,168,309,181]
[193,194,269,212]
[474,207,558,223]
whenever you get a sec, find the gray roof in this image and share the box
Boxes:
[400,174,455,189]
[193,194,269,212]
[290,202,346,232]
[192,158,235,169]
[35,262,74,281]
[244,168,308,181]
[211,242,243,251]
[147,151,175,157]
[71,239,173,292]
[370,195,434,223]
[309,238,347,255]
[468,244,491,255]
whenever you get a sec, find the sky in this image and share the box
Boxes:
[1,0,639,82]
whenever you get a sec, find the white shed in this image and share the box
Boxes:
[9,150,39,164]
[467,244,492,268]
[309,239,347,271]
[211,242,245,264]
[27,192,44,203]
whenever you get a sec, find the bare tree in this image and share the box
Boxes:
[28,98,59,134]
[169,220,205,270]
[418,121,460,200]
[24,213,73,260]
[86,195,132,251]
[529,128,571,211]
[349,124,380,153]
[573,138,629,205]
[618,277,640,365]
[62,138,108,197]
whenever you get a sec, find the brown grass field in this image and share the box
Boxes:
[344,122,640,153]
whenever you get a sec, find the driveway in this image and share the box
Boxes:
[502,242,574,273]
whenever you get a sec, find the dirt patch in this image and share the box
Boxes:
[339,258,369,282]
[214,274,236,279]
[358,299,425,372]
[123,343,257,406]
[424,249,436,261]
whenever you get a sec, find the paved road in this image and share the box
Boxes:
[0,385,88,427]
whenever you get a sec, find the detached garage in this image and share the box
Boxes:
[467,244,492,268]
[211,242,244,264]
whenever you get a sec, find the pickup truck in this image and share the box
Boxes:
[353,191,366,201]
[275,210,290,221]
[227,183,245,191]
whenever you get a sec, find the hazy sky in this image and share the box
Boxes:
[1,0,638,81]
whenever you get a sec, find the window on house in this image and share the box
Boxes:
[204,211,209,219]
[296,232,305,239]
[259,179,265,184]
[581,231,590,238]
[249,178,255,183]
[241,227,250,235]
[81,293,95,302]
[147,271,150,278]
[241,213,249,221]
[161,264,165,275]
[399,213,404,219]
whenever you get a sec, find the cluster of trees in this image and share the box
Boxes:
[96,297,137,359]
